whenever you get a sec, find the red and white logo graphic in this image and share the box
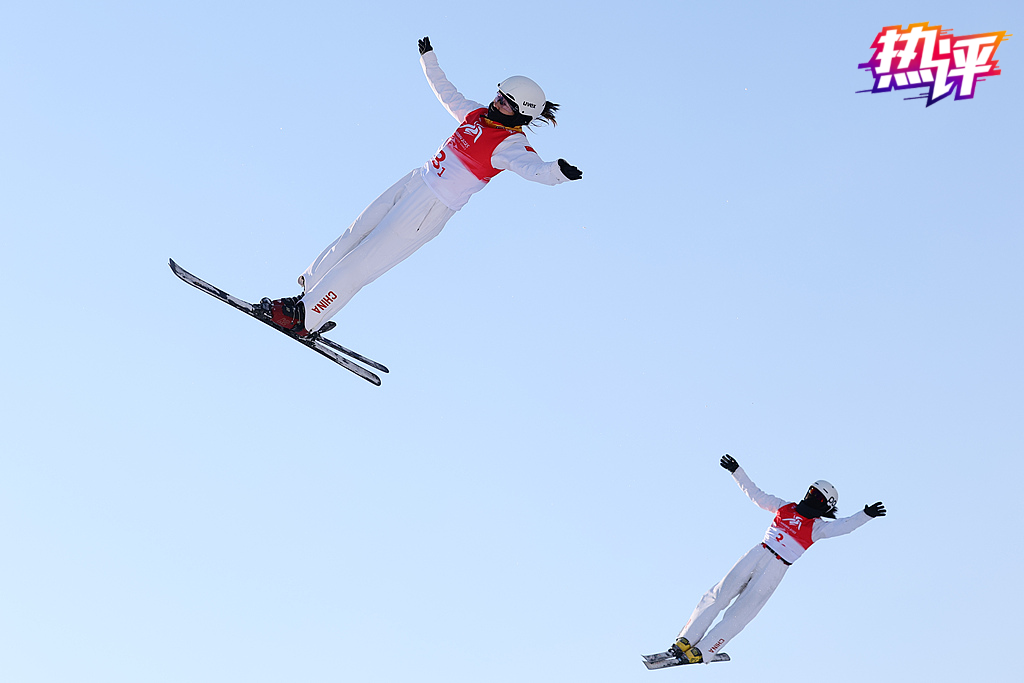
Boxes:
[782,515,804,530]
[458,122,484,143]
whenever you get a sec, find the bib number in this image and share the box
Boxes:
[431,149,447,177]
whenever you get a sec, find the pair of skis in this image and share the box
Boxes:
[168,259,388,386]
[641,649,730,670]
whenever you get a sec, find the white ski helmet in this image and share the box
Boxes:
[805,480,839,517]
[497,75,546,120]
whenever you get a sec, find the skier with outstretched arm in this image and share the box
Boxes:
[658,454,886,665]
[259,36,582,336]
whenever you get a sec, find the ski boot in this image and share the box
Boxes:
[257,296,309,337]
[669,638,703,664]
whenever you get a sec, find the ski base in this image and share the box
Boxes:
[168,258,387,385]
[642,650,730,669]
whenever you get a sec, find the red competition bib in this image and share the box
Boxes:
[444,108,520,181]
[763,503,815,563]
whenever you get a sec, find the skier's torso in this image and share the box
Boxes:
[762,502,816,564]
[420,108,524,210]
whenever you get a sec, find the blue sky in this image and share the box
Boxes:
[2,1,1021,681]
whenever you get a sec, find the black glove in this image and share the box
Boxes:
[864,502,886,518]
[720,454,739,473]
[418,37,433,55]
[558,159,582,181]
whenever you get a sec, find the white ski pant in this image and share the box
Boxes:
[300,169,456,332]
[678,544,788,661]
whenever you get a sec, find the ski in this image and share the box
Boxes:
[313,334,389,374]
[168,258,386,385]
[641,650,730,670]
[291,320,387,373]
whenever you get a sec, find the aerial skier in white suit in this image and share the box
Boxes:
[664,454,886,664]
[258,36,582,336]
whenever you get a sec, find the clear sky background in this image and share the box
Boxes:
[2,1,1021,681]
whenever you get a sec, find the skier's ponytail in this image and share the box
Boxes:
[533,100,559,126]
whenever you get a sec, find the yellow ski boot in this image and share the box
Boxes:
[669,638,703,664]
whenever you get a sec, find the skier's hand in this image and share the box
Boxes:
[558,158,582,181]
[720,454,739,473]
[864,502,886,518]
[418,36,433,55]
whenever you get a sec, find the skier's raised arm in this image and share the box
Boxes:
[720,455,787,514]
[419,37,481,122]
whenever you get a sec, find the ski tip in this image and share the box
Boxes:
[168,258,192,282]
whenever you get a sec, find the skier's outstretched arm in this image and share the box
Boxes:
[418,36,482,123]
[492,139,577,186]
[720,454,787,513]
[812,501,886,541]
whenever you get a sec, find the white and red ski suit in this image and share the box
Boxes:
[299,50,573,332]
[677,466,873,661]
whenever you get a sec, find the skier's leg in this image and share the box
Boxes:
[694,549,787,660]
[301,174,455,331]
[300,169,419,292]
[677,545,762,647]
